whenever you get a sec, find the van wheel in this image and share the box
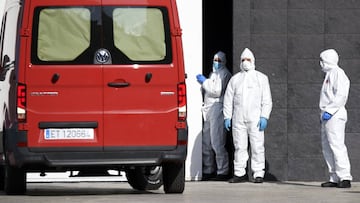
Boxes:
[4,164,26,195]
[126,166,163,191]
[162,161,185,194]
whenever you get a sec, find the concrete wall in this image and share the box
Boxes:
[233,0,360,181]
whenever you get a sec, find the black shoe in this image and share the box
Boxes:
[210,174,230,181]
[337,180,351,188]
[254,177,263,183]
[321,182,338,187]
[228,175,248,183]
[202,173,216,181]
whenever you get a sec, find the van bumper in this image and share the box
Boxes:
[6,128,188,170]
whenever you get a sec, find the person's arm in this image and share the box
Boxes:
[223,78,234,120]
[324,70,350,115]
[260,75,273,119]
[202,73,222,98]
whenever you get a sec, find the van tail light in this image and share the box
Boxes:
[177,82,187,120]
[17,83,26,122]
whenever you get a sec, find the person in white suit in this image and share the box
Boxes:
[223,48,272,183]
[196,51,232,181]
[319,49,352,188]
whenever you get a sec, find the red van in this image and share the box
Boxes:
[0,0,187,194]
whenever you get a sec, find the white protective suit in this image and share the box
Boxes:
[319,49,352,182]
[223,48,272,178]
[201,51,232,176]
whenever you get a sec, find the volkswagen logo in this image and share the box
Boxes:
[95,49,111,64]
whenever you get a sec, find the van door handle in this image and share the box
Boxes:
[107,81,130,88]
[145,72,152,83]
[51,73,60,84]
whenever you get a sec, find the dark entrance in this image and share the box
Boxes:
[203,1,233,76]
[202,0,234,177]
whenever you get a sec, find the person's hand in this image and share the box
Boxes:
[258,117,268,131]
[196,74,207,84]
[224,119,231,131]
[322,112,332,121]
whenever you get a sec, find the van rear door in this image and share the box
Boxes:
[25,2,104,150]
[25,1,179,150]
[101,4,179,149]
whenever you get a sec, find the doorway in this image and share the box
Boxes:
[202,0,234,176]
[203,1,233,76]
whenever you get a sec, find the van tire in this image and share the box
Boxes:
[4,164,26,195]
[126,166,163,191]
[162,161,185,194]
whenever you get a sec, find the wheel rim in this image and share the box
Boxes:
[146,166,162,184]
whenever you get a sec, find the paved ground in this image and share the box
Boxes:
[0,173,357,203]
[13,181,360,203]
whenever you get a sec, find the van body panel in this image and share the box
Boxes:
[103,66,178,147]
[1,0,187,194]
[1,0,187,185]
[25,65,104,148]
[21,0,182,149]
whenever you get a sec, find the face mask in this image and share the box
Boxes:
[241,61,251,71]
[213,61,221,71]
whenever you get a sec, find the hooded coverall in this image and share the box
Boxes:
[223,48,272,178]
[201,51,232,176]
[319,49,352,183]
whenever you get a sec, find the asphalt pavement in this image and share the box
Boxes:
[3,173,352,203]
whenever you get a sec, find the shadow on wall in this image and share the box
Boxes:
[264,161,278,181]
[226,131,234,177]
[190,131,202,180]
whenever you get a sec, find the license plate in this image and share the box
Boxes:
[44,128,94,140]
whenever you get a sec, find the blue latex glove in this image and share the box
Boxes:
[196,74,207,84]
[224,119,231,131]
[258,117,268,131]
[322,112,332,121]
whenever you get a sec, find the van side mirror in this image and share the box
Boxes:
[0,55,10,80]
[2,55,10,68]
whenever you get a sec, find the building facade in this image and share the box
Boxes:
[232,0,360,181]
[1,0,359,182]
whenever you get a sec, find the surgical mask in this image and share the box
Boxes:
[213,61,221,71]
[241,61,251,71]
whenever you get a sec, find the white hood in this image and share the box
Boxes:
[214,51,226,65]
[213,51,226,71]
[320,49,340,72]
[240,48,256,71]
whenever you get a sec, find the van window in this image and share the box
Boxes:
[113,8,165,61]
[31,6,172,65]
[37,8,91,61]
